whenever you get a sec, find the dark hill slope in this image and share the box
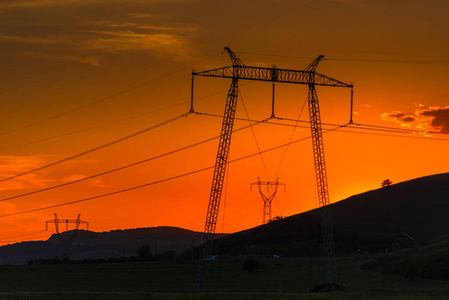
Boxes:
[216,172,449,256]
[0,226,209,265]
[330,172,449,245]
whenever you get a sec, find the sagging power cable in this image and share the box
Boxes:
[239,89,272,180]
[236,51,449,65]
[0,102,188,151]
[0,52,221,137]
[0,125,345,218]
[0,118,268,202]
[0,113,190,183]
[274,94,309,179]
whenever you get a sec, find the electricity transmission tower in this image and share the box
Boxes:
[46,213,89,258]
[193,47,352,289]
[251,177,286,224]
[194,47,242,289]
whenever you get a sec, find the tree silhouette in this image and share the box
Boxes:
[268,216,284,223]
[381,179,393,188]
[137,244,152,261]
[242,258,260,273]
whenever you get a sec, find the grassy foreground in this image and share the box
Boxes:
[0,257,448,299]
[0,292,448,300]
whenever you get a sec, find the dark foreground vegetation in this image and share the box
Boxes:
[362,239,449,281]
[1,255,449,299]
[26,245,177,265]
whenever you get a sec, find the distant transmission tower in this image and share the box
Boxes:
[46,213,89,258]
[251,177,286,224]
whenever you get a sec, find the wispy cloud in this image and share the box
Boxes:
[85,30,190,57]
[65,55,101,66]
[0,156,46,174]
[0,156,106,191]
[0,33,61,44]
[107,22,197,33]
[381,111,416,125]
[0,0,193,9]
[0,0,92,9]
[129,13,156,19]
[0,24,194,63]
[0,49,101,66]
[382,106,449,134]
[0,156,53,191]
[0,0,197,65]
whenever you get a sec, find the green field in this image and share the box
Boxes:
[0,256,448,299]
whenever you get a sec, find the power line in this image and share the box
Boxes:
[2,83,235,152]
[0,113,190,183]
[343,124,449,140]
[333,126,449,141]
[275,116,428,134]
[0,101,188,151]
[236,51,449,65]
[0,165,215,218]
[274,94,309,179]
[0,52,221,136]
[271,121,449,141]
[351,122,440,134]
[236,51,315,60]
[0,230,49,240]
[1,113,447,217]
[238,89,272,180]
[0,119,267,202]
[0,126,344,218]
[197,110,449,140]
[326,58,449,65]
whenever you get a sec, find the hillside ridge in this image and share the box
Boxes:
[0,226,209,264]
[215,172,449,256]
[2,172,449,263]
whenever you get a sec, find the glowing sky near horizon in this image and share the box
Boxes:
[0,0,449,246]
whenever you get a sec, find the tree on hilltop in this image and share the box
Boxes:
[381,179,393,188]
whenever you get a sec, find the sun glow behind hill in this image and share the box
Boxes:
[0,0,449,245]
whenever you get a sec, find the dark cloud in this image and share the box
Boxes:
[419,107,449,134]
[382,106,449,134]
[381,112,416,124]
[0,0,197,65]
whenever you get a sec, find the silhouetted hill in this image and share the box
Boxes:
[0,226,212,265]
[215,172,449,256]
[330,172,449,251]
[3,173,448,264]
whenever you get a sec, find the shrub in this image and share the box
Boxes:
[242,258,260,273]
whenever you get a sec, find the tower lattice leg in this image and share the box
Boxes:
[307,84,337,287]
[196,78,239,289]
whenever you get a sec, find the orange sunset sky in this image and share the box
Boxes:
[0,0,449,246]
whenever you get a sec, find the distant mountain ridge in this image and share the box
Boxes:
[2,172,449,264]
[0,226,210,265]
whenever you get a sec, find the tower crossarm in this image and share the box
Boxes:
[46,214,89,232]
[193,66,352,88]
[47,219,89,225]
[250,177,285,224]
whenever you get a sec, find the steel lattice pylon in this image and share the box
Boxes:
[193,48,352,289]
[196,48,243,289]
[308,82,338,287]
[195,77,239,289]
[251,177,286,224]
[46,213,89,258]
